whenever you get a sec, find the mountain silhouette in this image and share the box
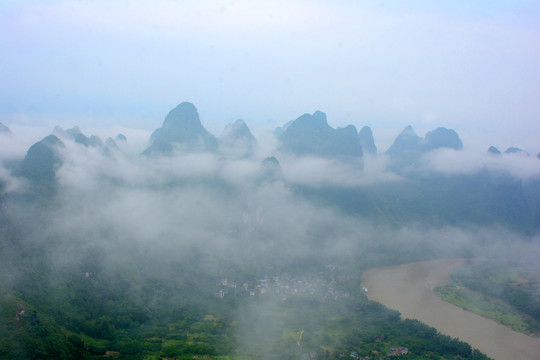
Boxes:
[144,102,217,155]
[279,111,363,159]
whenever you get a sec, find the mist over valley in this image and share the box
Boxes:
[1,101,539,359]
[2,1,540,358]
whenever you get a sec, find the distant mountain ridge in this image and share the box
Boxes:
[278,111,363,159]
[358,126,377,154]
[488,146,501,155]
[385,125,463,168]
[505,147,529,156]
[0,122,12,134]
[218,119,257,159]
[386,126,463,154]
[423,127,463,151]
[18,135,65,185]
[386,125,423,157]
[7,100,540,234]
[144,102,217,155]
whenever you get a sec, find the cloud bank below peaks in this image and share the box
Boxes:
[420,148,540,180]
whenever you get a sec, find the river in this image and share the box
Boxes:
[362,259,540,360]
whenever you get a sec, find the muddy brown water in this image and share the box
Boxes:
[362,259,540,360]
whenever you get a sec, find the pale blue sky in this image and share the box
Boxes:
[1,0,539,152]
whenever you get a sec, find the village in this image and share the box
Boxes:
[214,275,352,301]
[214,265,352,301]
[298,346,409,360]
[214,265,412,359]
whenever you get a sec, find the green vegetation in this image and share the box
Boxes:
[434,284,538,334]
[0,183,494,359]
[231,293,489,360]
[0,236,492,359]
[1,274,490,359]
[293,172,539,235]
[433,259,540,336]
[452,260,540,325]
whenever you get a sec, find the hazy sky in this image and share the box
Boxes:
[1,0,539,152]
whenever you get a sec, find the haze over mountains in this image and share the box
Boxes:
[2,1,539,357]
[2,101,539,234]
[1,102,540,359]
[143,102,217,155]
[278,111,363,160]
[0,122,11,134]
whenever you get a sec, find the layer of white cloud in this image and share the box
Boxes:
[420,148,540,180]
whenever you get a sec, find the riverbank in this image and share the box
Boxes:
[362,259,540,360]
[434,284,540,335]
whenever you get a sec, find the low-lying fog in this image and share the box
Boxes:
[1,126,539,277]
